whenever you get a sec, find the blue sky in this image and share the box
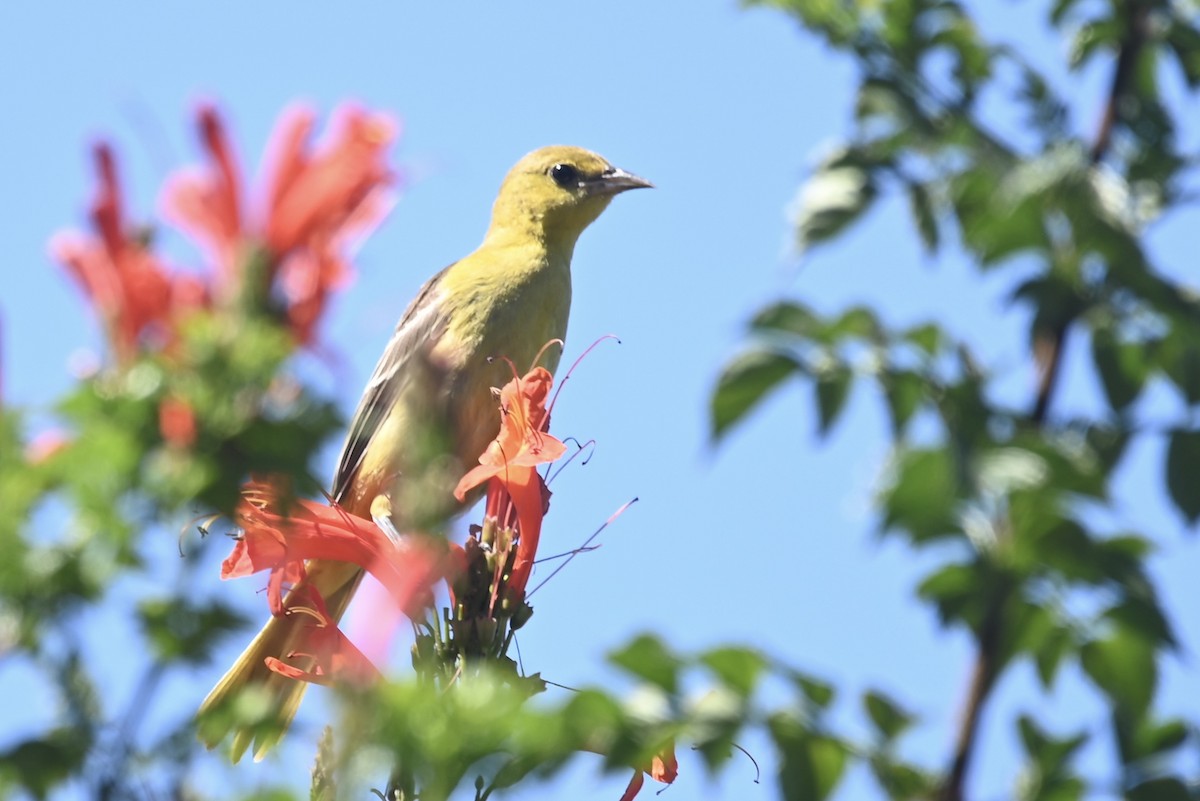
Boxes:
[2,2,1197,799]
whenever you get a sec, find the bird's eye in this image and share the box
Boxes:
[549,163,579,188]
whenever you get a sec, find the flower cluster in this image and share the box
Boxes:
[217,362,676,799]
[222,481,445,686]
[52,103,397,363]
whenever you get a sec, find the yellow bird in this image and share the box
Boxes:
[199,145,651,761]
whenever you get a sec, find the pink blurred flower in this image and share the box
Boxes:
[162,103,398,344]
[51,144,205,364]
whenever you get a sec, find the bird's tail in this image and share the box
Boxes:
[198,560,364,762]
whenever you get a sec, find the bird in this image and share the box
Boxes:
[198,145,651,761]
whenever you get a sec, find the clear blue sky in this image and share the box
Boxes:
[2,2,1196,799]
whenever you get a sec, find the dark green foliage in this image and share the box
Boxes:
[716,0,1200,798]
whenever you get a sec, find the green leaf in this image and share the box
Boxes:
[829,307,882,341]
[699,646,768,698]
[1127,778,1190,801]
[867,756,935,799]
[608,634,682,694]
[906,182,939,253]
[0,728,90,799]
[1130,717,1189,759]
[815,367,853,436]
[770,716,848,801]
[881,448,960,543]
[902,323,943,357]
[1080,626,1156,719]
[752,301,819,337]
[951,165,1049,266]
[1034,623,1076,689]
[785,670,836,711]
[1104,595,1176,650]
[1164,428,1200,525]
[1166,16,1200,88]
[1091,329,1148,412]
[863,690,914,742]
[1016,715,1088,775]
[711,349,802,441]
[1068,18,1120,70]
[1159,327,1200,405]
[881,370,926,436]
[791,153,878,254]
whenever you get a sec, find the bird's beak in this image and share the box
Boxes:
[586,166,654,196]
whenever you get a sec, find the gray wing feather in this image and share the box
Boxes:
[331,264,453,503]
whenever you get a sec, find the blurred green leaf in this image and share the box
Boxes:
[700,646,768,698]
[881,448,960,542]
[1034,622,1076,689]
[815,367,853,436]
[770,715,848,801]
[609,634,682,694]
[1127,777,1191,801]
[917,561,984,627]
[791,151,878,254]
[1160,327,1200,405]
[1080,625,1156,719]
[906,182,939,253]
[712,349,802,441]
[752,301,819,337]
[1130,717,1190,760]
[1091,329,1149,412]
[786,670,836,711]
[0,728,90,800]
[1165,428,1200,525]
[1017,715,1088,775]
[867,755,936,799]
[1068,18,1120,70]
[1166,15,1200,88]
[863,689,914,742]
[881,370,926,436]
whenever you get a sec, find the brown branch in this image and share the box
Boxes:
[938,4,1153,799]
[1090,0,1152,165]
[939,600,1006,801]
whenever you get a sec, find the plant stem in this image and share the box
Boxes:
[938,5,1149,798]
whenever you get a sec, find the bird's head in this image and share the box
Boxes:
[487,145,652,253]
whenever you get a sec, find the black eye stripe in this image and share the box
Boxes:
[549,163,580,188]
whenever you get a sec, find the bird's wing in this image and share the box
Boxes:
[331,263,453,503]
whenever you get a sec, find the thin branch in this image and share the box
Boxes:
[938,4,1152,799]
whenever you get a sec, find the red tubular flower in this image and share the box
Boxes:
[161,102,398,344]
[619,745,679,801]
[221,482,446,687]
[261,104,397,344]
[52,143,196,363]
[454,366,566,597]
[223,482,441,620]
[261,586,381,687]
[160,104,245,287]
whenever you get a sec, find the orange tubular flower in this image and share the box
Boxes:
[454,366,566,597]
[261,586,381,688]
[160,105,245,287]
[220,482,446,687]
[223,482,441,620]
[162,102,397,344]
[619,745,679,801]
[52,144,201,363]
[260,104,397,344]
